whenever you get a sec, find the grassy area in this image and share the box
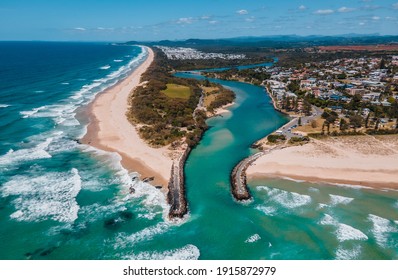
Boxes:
[201,86,219,107]
[162,83,191,100]
[204,95,216,108]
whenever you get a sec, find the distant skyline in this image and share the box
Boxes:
[1,0,398,41]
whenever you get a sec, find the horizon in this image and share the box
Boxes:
[1,33,398,44]
[1,0,398,41]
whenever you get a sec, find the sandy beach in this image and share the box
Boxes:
[82,47,173,187]
[247,135,398,189]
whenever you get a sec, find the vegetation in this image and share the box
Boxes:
[204,68,271,85]
[267,134,286,143]
[206,86,235,113]
[128,47,237,148]
[162,83,191,100]
[289,136,309,144]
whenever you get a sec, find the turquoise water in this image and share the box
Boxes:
[0,43,397,259]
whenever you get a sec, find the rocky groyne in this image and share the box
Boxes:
[230,146,283,201]
[230,152,264,201]
[167,147,191,219]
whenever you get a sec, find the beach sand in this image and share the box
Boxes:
[247,135,398,189]
[81,47,173,187]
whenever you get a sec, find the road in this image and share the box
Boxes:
[278,106,323,139]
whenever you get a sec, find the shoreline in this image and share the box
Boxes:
[247,135,398,190]
[81,46,173,188]
[233,82,398,193]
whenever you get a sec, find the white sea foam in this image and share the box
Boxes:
[329,194,354,206]
[335,244,362,260]
[0,138,52,166]
[281,176,305,183]
[114,59,123,62]
[61,82,70,85]
[317,203,329,209]
[319,214,368,242]
[100,65,111,70]
[329,182,371,190]
[81,145,169,220]
[121,244,200,260]
[2,168,81,223]
[319,214,336,226]
[245,234,261,243]
[368,214,398,248]
[34,90,45,93]
[79,202,127,223]
[255,205,277,216]
[336,223,368,242]
[0,104,10,108]
[114,222,170,249]
[257,186,312,209]
[19,47,147,134]
[20,106,47,118]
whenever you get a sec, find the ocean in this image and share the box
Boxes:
[0,42,397,260]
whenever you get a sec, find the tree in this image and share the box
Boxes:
[285,97,291,111]
[349,115,363,129]
[365,113,370,128]
[380,58,386,69]
[340,118,348,131]
[287,80,300,93]
[311,120,317,128]
[375,118,380,130]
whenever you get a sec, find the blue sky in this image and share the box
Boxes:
[1,0,398,41]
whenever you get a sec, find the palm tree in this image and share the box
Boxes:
[375,118,380,130]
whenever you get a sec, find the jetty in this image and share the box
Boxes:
[231,146,283,201]
[231,152,264,200]
[167,147,191,219]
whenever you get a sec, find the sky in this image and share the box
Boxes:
[0,0,398,41]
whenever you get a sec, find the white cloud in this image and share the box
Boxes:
[314,9,334,15]
[96,27,114,31]
[338,7,356,13]
[299,5,306,10]
[237,9,248,15]
[361,5,381,10]
[393,3,398,9]
[74,27,86,31]
[176,17,194,24]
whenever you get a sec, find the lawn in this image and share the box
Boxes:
[201,86,219,107]
[162,83,191,100]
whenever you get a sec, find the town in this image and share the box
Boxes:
[199,51,398,141]
[156,46,246,60]
[266,54,398,138]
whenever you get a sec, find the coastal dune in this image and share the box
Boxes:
[247,135,398,189]
[82,47,173,187]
